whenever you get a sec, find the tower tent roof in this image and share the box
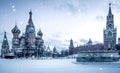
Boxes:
[108,3,112,15]
[2,32,9,47]
[28,11,34,27]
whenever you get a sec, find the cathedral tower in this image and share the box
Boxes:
[35,29,44,58]
[69,39,74,55]
[104,3,117,50]
[1,32,10,57]
[25,11,36,49]
[11,24,21,53]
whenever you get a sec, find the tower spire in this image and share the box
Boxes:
[108,3,112,15]
[2,32,9,47]
[4,32,7,39]
[29,10,32,19]
[1,31,10,57]
[28,10,34,27]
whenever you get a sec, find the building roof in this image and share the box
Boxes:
[37,29,43,36]
[108,3,112,15]
[11,25,20,34]
[28,11,34,27]
[87,38,92,45]
[2,32,9,48]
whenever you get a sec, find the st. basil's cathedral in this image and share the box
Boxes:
[1,11,44,58]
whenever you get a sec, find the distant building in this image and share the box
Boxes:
[87,38,92,46]
[76,3,119,62]
[69,39,74,55]
[45,46,52,57]
[52,47,59,58]
[75,4,117,53]
[74,42,104,54]
[1,32,10,57]
[11,24,21,54]
[103,3,117,50]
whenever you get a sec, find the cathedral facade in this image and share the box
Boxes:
[1,11,44,58]
[11,11,44,58]
[1,3,119,58]
[103,3,117,50]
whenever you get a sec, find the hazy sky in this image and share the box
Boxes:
[0,0,120,50]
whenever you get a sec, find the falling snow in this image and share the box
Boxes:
[67,12,71,16]
[78,9,81,12]
[12,9,16,12]
[12,5,15,8]
[99,68,103,70]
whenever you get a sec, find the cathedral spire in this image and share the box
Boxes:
[29,10,32,19]
[2,32,9,48]
[1,32,10,57]
[28,10,34,27]
[4,32,7,39]
[108,3,112,15]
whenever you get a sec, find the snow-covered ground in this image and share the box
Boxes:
[0,58,120,73]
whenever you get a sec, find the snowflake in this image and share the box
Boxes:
[12,5,15,8]
[67,12,71,16]
[12,9,16,12]
[20,21,23,24]
[78,9,81,12]
[99,68,103,70]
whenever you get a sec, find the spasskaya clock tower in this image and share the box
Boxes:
[103,3,117,50]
